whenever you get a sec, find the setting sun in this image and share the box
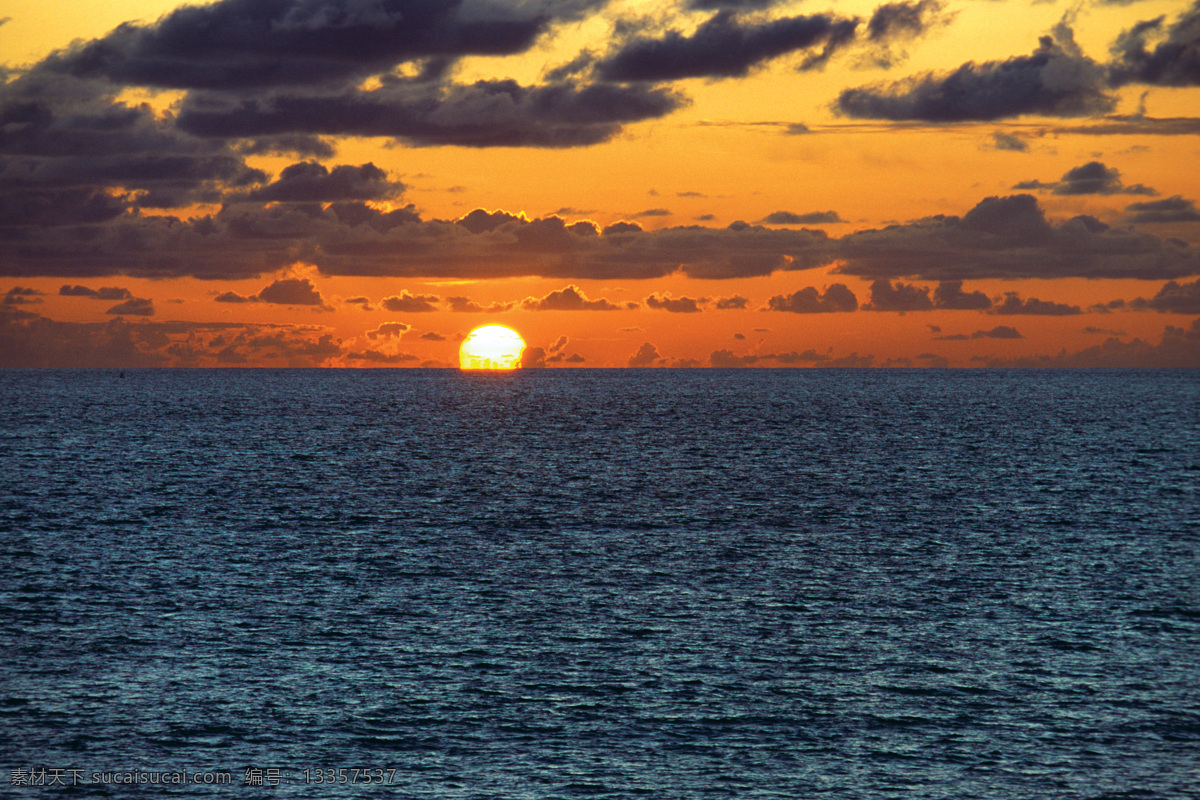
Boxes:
[459,325,525,370]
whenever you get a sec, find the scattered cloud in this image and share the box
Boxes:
[446,296,515,313]
[646,293,706,313]
[366,322,411,340]
[1108,2,1200,87]
[522,284,626,311]
[595,10,861,83]
[629,342,662,367]
[1124,196,1200,224]
[1013,161,1156,196]
[835,25,1115,121]
[1131,279,1200,314]
[760,210,844,225]
[382,291,440,313]
[766,284,858,313]
[935,325,1023,340]
[106,297,155,316]
[991,292,1082,315]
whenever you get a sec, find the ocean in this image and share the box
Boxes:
[1,368,1197,798]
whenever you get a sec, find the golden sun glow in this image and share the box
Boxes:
[459,325,526,370]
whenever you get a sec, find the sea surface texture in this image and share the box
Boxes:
[1,369,1198,798]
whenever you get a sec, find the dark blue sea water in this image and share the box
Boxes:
[1,369,1198,798]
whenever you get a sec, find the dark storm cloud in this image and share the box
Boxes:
[595,10,860,82]
[40,0,552,92]
[991,293,1082,316]
[522,285,625,311]
[1012,161,1156,196]
[1108,1,1200,87]
[176,80,686,148]
[760,210,844,225]
[835,194,1200,281]
[765,284,858,313]
[382,291,440,312]
[646,293,706,313]
[241,162,404,203]
[1131,279,1200,313]
[1125,196,1200,223]
[835,28,1115,120]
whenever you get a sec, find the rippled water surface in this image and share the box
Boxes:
[2,369,1198,798]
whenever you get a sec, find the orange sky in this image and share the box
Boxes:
[2,0,1199,367]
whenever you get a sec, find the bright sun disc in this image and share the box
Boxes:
[459,325,526,370]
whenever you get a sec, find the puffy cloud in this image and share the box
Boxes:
[596,11,860,83]
[710,348,758,367]
[520,346,547,368]
[1124,196,1200,224]
[760,210,844,225]
[382,291,440,312]
[1131,279,1200,313]
[522,284,624,311]
[628,342,662,367]
[420,331,447,341]
[645,293,706,313]
[835,27,1115,120]
[836,194,1200,281]
[991,292,1082,316]
[933,280,991,310]
[714,295,749,309]
[242,162,403,203]
[865,279,933,311]
[1013,161,1156,196]
[257,277,328,307]
[214,277,330,308]
[1109,2,1200,87]
[766,284,858,313]
[446,296,514,313]
[366,322,411,340]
